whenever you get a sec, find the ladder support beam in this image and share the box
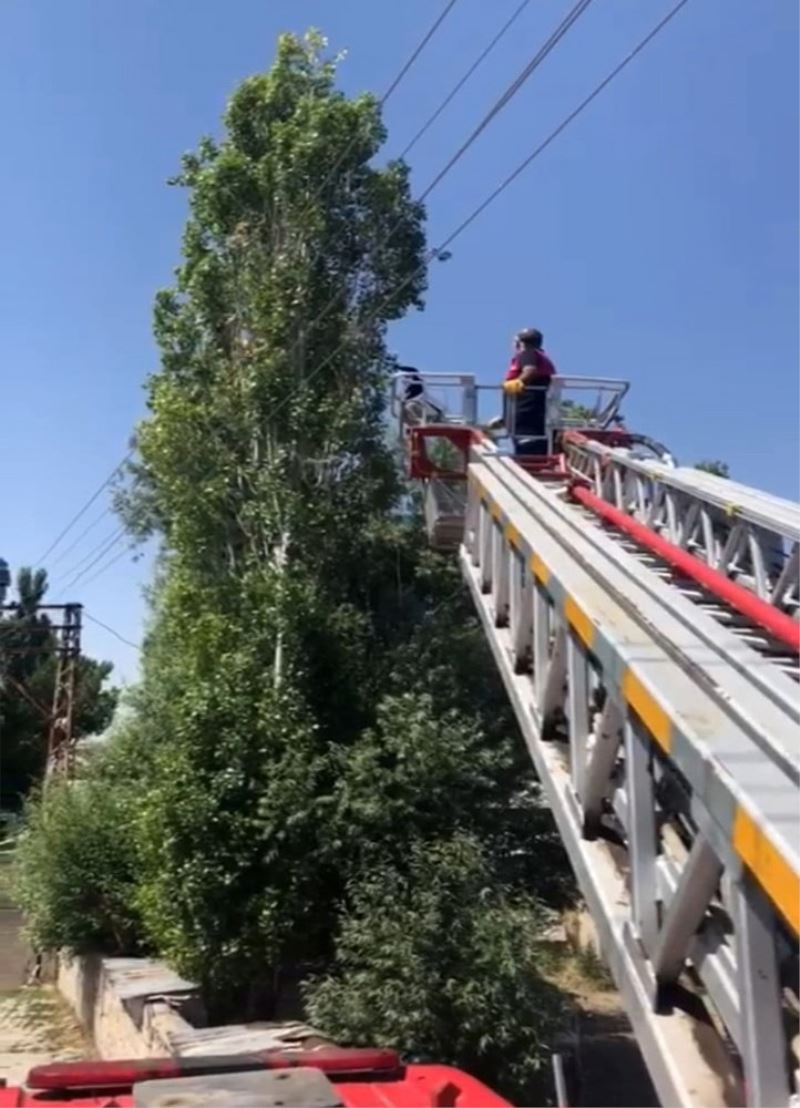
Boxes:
[651,837,723,984]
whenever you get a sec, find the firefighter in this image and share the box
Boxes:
[396,366,444,424]
[398,365,425,403]
[503,327,556,455]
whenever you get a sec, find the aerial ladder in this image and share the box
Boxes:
[394,373,800,1108]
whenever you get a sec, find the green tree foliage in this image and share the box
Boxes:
[109,29,434,1011]
[559,398,599,424]
[695,459,730,478]
[305,836,566,1105]
[14,763,143,954]
[17,30,574,1089]
[0,567,118,806]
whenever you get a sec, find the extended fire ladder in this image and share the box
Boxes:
[395,374,800,1108]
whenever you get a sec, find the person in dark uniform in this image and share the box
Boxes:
[396,366,444,423]
[502,328,556,455]
[398,365,425,403]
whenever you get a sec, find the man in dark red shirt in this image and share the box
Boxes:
[503,328,556,455]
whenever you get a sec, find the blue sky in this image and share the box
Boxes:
[1,0,797,683]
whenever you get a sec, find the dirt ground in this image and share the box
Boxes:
[544,945,659,1108]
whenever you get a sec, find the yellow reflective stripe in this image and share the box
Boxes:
[623,669,672,753]
[565,596,595,649]
[733,807,800,935]
[530,554,550,585]
[490,501,501,521]
[504,522,521,549]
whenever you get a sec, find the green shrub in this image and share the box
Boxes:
[305,835,567,1104]
[14,773,143,955]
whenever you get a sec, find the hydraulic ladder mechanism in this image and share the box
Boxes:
[393,372,800,1108]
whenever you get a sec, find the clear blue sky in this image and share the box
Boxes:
[1,0,797,683]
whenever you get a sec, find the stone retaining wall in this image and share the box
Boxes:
[57,953,324,1060]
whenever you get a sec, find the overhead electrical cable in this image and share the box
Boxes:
[72,544,136,593]
[60,529,127,593]
[380,0,462,106]
[434,0,691,249]
[48,507,112,570]
[417,0,597,201]
[399,0,535,160]
[52,526,126,589]
[27,5,462,562]
[266,0,691,423]
[296,0,463,228]
[34,450,132,567]
[274,0,597,387]
[84,610,140,651]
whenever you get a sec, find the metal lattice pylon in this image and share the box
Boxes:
[46,603,82,776]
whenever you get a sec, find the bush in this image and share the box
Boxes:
[328,693,516,866]
[14,772,143,955]
[304,835,567,1104]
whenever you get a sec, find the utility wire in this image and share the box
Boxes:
[436,0,691,250]
[271,0,595,395]
[27,6,460,572]
[61,529,127,593]
[294,0,462,235]
[266,0,691,422]
[34,450,132,567]
[53,526,125,590]
[418,0,596,201]
[399,0,535,160]
[381,0,462,105]
[74,544,136,593]
[84,610,140,651]
[48,506,112,570]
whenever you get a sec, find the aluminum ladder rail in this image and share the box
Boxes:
[563,437,800,620]
[461,442,799,1108]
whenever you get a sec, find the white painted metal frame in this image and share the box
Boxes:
[462,454,799,1108]
[564,438,800,617]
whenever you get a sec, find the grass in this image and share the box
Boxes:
[0,985,92,1057]
[538,940,616,997]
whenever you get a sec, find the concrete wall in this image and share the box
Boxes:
[57,955,201,1059]
[57,953,327,1061]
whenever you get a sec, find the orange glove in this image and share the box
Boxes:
[503,377,524,395]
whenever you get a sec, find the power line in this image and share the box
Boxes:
[265,0,691,422]
[36,0,686,592]
[61,529,127,593]
[27,8,460,574]
[48,506,112,570]
[84,610,140,651]
[436,0,691,251]
[34,450,132,567]
[418,0,596,201]
[381,0,462,105]
[74,544,135,592]
[293,0,463,241]
[266,0,596,406]
[52,526,125,591]
[399,0,535,160]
